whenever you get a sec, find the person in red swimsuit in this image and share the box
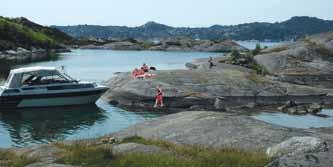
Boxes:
[154,85,164,108]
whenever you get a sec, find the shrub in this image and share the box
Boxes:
[252,43,261,55]
[228,50,267,75]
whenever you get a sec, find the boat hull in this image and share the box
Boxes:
[0,88,108,109]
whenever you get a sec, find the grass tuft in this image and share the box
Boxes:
[55,142,114,166]
[0,150,36,167]
[53,136,271,167]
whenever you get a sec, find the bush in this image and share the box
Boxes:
[252,43,261,55]
[228,49,267,75]
[230,50,242,63]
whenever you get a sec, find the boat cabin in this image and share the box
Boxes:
[4,67,75,89]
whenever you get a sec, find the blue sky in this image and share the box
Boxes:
[1,0,333,27]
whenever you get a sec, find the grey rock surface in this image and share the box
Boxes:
[0,48,68,64]
[112,143,166,155]
[80,38,248,52]
[25,163,80,167]
[255,32,333,76]
[13,144,64,163]
[103,66,333,110]
[266,144,333,167]
[111,111,307,151]
[266,136,328,157]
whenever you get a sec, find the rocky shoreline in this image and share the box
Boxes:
[78,38,248,52]
[2,111,333,167]
[0,47,70,64]
[102,59,333,112]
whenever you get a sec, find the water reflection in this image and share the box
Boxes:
[0,104,107,147]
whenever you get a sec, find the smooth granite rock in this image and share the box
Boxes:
[111,111,308,151]
[112,143,166,155]
[25,163,80,167]
[266,136,328,157]
[255,32,333,76]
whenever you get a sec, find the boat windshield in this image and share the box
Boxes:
[21,71,74,86]
[4,73,13,87]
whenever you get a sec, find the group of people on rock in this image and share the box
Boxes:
[131,63,156,80]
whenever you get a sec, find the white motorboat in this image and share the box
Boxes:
[0,66,108,109]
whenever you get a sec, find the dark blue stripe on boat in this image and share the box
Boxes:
[0,88,108,109]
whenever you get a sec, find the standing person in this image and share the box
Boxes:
[208,57,215,69]
[154,85,164,108]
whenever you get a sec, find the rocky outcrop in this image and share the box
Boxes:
[112,143,167,155]
[266,140,333,167]
[0,47,70,64]
[255,32,333,81]
[111,111,308,150]
[25,163,79,167]
[277,101,323,115]
[110,111,333,167]
[80,41,144,50]
[266,136,328,158]
[11,144,64,163]
[79,38,248,52]
[103,63,333,111]
[149,38,248,52]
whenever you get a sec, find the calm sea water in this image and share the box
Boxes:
[0,49,218,148]
[253,109,333,129]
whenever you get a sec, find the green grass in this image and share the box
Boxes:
[55,136,271,167]
[0,150,36,167]
[0,17,54,42]
[55,142,114,167]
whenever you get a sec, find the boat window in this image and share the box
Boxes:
[21,72,72,86]
[35,73,71,85]
[40,75,67,83]
[21,73,36,85]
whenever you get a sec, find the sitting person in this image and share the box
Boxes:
[208,57,216,69]
[131,68,139,79]
[132,65,158,80]
[135,69,146,79]
[141,63,149,73]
